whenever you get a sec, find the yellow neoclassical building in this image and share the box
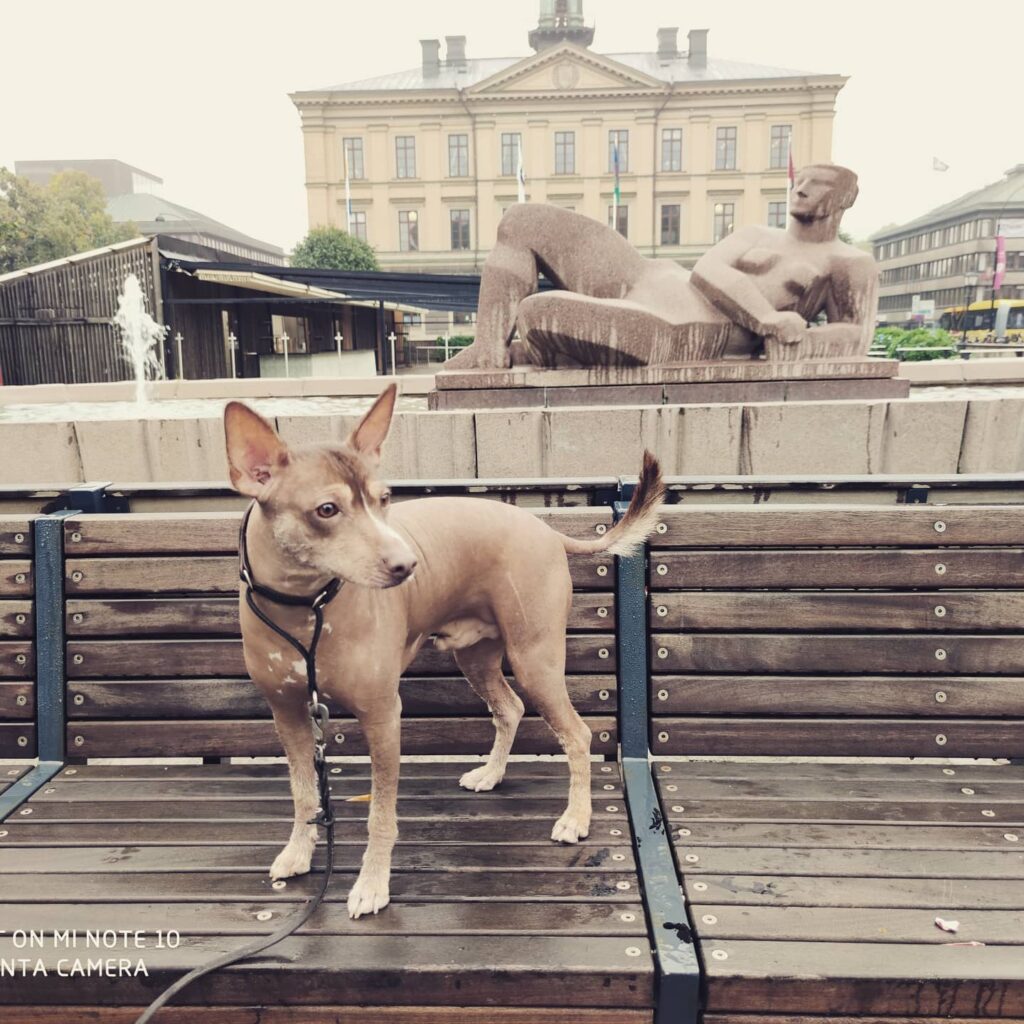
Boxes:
[290,2,846,273]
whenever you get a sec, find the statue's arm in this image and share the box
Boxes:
[810,256,879,352]
[691,231,803,340]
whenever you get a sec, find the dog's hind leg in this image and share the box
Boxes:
[453,637,524,792]
[506,639,592,844]
[266,691,320,880]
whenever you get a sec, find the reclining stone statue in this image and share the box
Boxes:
[444,163,879,369]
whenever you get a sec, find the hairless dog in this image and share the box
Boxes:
[224,385,664,918]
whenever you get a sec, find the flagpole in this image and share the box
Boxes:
[344,149,353,235]
[785,135,794,226]
[517,142,526,204]
[612,142,620,231]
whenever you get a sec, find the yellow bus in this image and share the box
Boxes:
[939,299,1024,342]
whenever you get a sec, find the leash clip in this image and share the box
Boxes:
[309,699,330,746]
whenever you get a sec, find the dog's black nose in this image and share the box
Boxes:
[388,557,417,581]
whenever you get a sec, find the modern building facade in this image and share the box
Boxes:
[291,2,845,273]
[872,164,1024,321]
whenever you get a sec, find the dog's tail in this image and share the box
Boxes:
[559,450,665,557]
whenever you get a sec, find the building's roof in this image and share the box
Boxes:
[14,158,162,183]
[873,164,1024,241]
[312,50,823,93]
[0,237,153,288]
[106,193,284,257]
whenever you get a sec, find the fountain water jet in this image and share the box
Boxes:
[114,273,167,404]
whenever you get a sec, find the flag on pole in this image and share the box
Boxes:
[932,157,950,172]
[994,233,1007,292]
[344,149,353,234]
[516,143,527,204]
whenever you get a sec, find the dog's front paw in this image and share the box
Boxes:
[269,839,314,880]
[347,864,391,919]
[551,811,590,844]
[459,763,505,792]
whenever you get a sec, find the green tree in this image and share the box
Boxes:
[291,226,379,271]
[0,167,136,273]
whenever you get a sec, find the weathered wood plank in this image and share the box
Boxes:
[0,722,33,756]
[672,845,1024,879]
[650,590,1024,632]
[651,634,1024,675]
[688,874,1024,911]
[0,935,653,1008]
[0,517,33,556]
[0,561,32,598]
[654,761,1023,784]
[0,899,647,935]
[65,717,619,758]
[0,869,641,903]
[67,636,617,678]
[68,675,618,718]
[701,940,1024,1015]
[652,718,1024,759]
[65,508,615,554]
[653,675,1024,716]
[67,553,613,593]
[0,641,33,679]
[0,682,33,719]
[67,593,616,637]
[694,904,1024,944]
[0,600,33,639]
[649,549,1024,589]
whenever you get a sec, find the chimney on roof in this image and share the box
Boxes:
[421,39,441,77]
[657,27,679,61]
[687,28,708,69]
[446,35,467,68]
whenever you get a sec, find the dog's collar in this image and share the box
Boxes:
[239,502,343,610]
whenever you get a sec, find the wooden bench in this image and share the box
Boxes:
[0,500,658,1023]
[0,516,35,762]
[645,501,1024,1020]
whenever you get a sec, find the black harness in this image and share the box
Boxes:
[136,502,343,1023]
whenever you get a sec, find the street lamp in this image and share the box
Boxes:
[961,271,978,342]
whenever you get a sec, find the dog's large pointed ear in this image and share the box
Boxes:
[347,383,397,465]
[224,401,289,498]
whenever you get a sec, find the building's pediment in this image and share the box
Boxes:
[469,43,663,96]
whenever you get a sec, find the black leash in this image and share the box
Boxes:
[135,502,343,1023]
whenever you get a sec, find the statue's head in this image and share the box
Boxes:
[789,164,858,225]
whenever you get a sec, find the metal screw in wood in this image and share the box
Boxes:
[935,648,947,661]
[606,805,619,812]
[935,691,947,703]
[65,769,77,775]
[702,914,718,925]
[1005,834,1020,842]
[6,770,17,776]
[615,881,631,891]
[684,854,699,863]
[657,648,668,659]
[15,614,26,625]
[72,613,84,624]
[334,734,345,744]
[935,734,947,745]
[934,563,947,575]
[15,574,25,584]
[71,532,82,543]
[330,767,342,774]
[671,805,684,813]
[71,571,83,582]
[934,605,946,617]
[933,520,946,533]
[17,737,27,747]
[692,882,707,892]
[74,695,85,706]
[620,912,635,922]
[0,832,7,838]
[595,524,607,535]
[14,533,24,543]
[271,881,287,890]
[678,828,691,836]
[603,784,615,791]
[656,522,667,534]
[597,607,608,618]
[601,765,613,773]
[74,733,86,745]
[656,605,667,617]
[609,829,622,837]
[73,655,83,665]
[16,695,26,706]
[961,787,975,795]
[15,655,26,665]
[597,648,609,659]
[666,784,678,792]
[596,565,608,577]
[942,768,955,775]
[599,731,610,742]
[656,564,668,575]
[612,853,626,862]
[44,788,55,794]
[657,689,668,701]
[20,808,32,815]
[658,731,669,743]
[256,911,273,922]
[598,689,610,701]
[660,765,672,773]
[711,949,728,961]
[981,809,996,817]
[625,946,642,957]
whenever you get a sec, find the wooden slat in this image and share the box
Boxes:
[67,554,613,593]
[653,675,1024,715]
[65,508,614,554]
[67,636,616,678]
[694,905,1024,944]
[0,560,32,598]
[649,549,1024,589]
[651,634,1024,674]
[0,682,33,719]
[0,517,33,556]
[0,935,652,1008]
[0,723,33,756]
[0,642,33,679]
[655,762,1021,784]
[68,676,617,718]
[652,718,1024,759]
[685,874,1024,909]
[705,1017,1010,1024]
[650,590,1024,632]
[67,592,616,636]
[0,600,33,638]
[652,504,1024,548]
[0,899,646,935]
[66,717,618,757]
[701,940,1024,1015]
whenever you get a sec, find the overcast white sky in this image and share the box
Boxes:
[2,0,1021,252]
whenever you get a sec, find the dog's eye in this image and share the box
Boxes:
[315,502,340,519]
[380,490,391,507]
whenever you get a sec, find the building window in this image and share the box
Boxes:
[608,205,628,238]
[769,125,791,170]
[350,210,367,242]
[661,204,681,245]
[555,131,575,175]
[767,201,787,228]
[501,132,522,176]
[609,129,629,173]
[450,208,471,250]
[715,127,737,170]
[661,128,682,172]
[395,136,416,179]
[342,137,365,180]
[713,202,735,242]
[448,134,469,177]
[399,210,418,251]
